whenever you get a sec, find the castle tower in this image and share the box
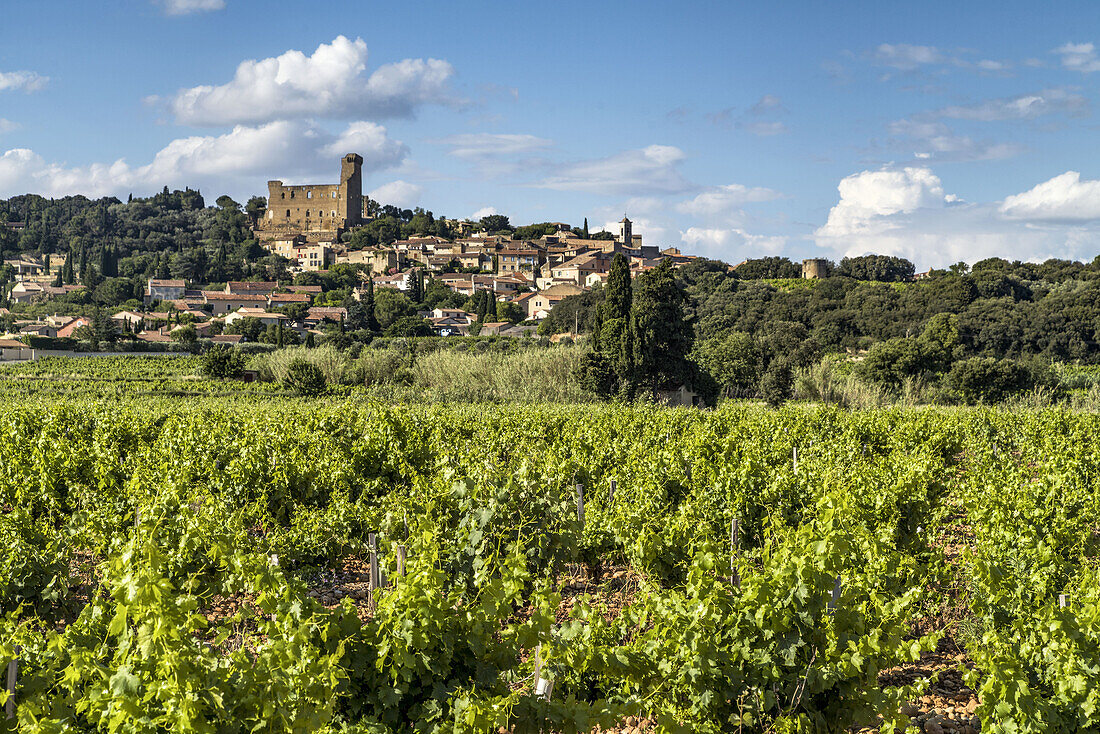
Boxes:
[338,153,363,227]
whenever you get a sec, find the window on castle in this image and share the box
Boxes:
[280,192,285,199]
[306,211,310,217]
[290,191,294,199]
[286,210,291,218]
[307,191,312,199]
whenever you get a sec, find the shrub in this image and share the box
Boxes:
[282,358,328,396]
[945,357,1034,404]
[574,351,615,398]
[201,346,246,379]
[760,361,794,408]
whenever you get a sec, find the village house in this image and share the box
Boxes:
[145,279,186,304]
[0,338,32,361]
[18,322,56,338]
[57,317,91,339]
[525,283,584,320]
[268,292,312,307]
[203,292,268,315]
[224,308,288,328]
[304,306,347,326]
[226,281,278,296]
[497,247,542,275]
[550,252,612,285]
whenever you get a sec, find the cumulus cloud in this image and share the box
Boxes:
[470,206,499,219]
[1000,171,1100,221]
[1054,42,1100,73]
[681,227,787,260]
[0,71,48,93]
[538,145,692,195]
[815,166,1100,267]
[929,88,1087,121]
[887,119,1022,161]
[159,36,456,125]
[0,120,406,199]
[676,184,782,217]
[159,0,225,15]
[318,120,407,162]
[368,180,422,208]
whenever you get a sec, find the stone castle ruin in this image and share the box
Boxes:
[258,153,365,243]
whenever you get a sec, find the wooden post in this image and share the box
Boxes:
[5,646,19,721]
[730,517,741,589]
[1059,594,1068,608]
[608,479,616,504]
[575,483,584,526]
[828,576,842,613]
[792,446,798,474]
[368,533,380,593]
[395,545,407,578]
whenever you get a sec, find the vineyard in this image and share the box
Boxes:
[1,398,1098,732]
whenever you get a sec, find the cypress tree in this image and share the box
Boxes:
[408,268,422,303]
[601,254,632,322]
[595,253,634,391]
[629,259,693,397]
[583,218,589,238]
[364,278,380,332]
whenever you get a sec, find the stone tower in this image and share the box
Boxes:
[618,216,632,245]
[802,258,830,279]
[338,153,363,227]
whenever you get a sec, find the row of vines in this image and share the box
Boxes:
[0,399,1097,732]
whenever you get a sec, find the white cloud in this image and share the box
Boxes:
[1000,171,1100,221]
[0,71,48,93]
[439,133,552,159]
[318,121,407,163]
[160,35,455,125]
[471,206,499,219]
[159,0,225,15]
[0,119,18,134]
[1054,42,1100,73]
[930,88,1087,121]
[818,167,948,239]
[538,145,692,195]
[368,180,422,208]
[872,44,944,70]
[681,227,787,260]
[887,119,1022,161]
[815,166,1100,267]
[676,184,782,217]
[0,120,406,199]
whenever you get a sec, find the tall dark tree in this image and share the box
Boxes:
[583,218,589,238]
[363,277,380,332]
[630,260,693,396]
[408,268,423,303]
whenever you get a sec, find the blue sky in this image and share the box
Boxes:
[3,0,1100,267]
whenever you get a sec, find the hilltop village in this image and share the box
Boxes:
[0,153,732,349]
